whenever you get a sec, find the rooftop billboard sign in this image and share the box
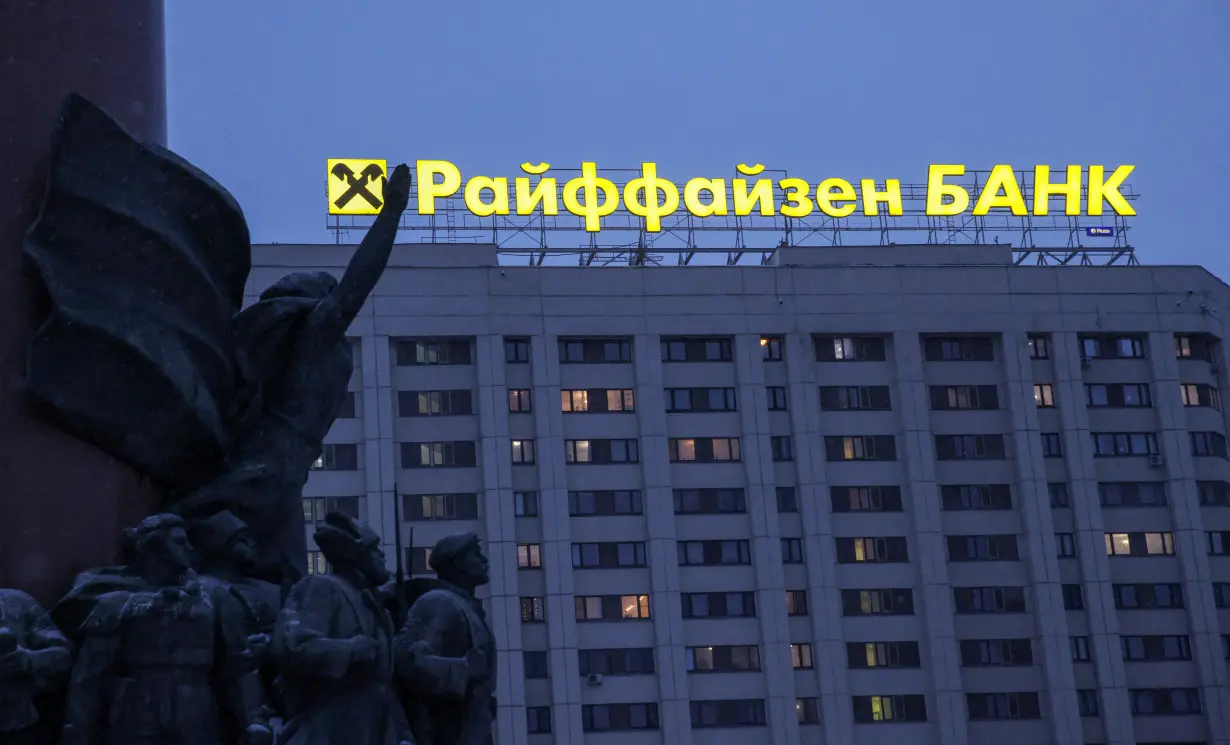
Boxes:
[326,159,1136,233]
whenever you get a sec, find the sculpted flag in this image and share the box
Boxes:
[22,93,252,489]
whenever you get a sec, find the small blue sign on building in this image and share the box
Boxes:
[1085,226,1114,237]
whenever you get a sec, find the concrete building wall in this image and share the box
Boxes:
[255,242,1230,745]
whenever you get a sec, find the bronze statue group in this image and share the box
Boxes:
[0,513,495,745]
[2,95,493,744]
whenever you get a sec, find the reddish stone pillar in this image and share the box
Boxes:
[0,0,167,605]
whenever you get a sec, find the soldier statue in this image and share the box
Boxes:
[0,589,72,745]
[271,512,412,745]
[59,514,271,745]
[189,510,284,715]
[395,533,496,745]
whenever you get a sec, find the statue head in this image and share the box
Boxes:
[123,513,192,579]
[259,271,338,303]
[313,512,388,587]
[429,533,489,590]
[188,510,257,569]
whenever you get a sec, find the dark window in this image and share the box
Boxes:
[830,486,903,512]
[966,692,1041,720]
[1191,431,1228,458]
[574,594,652,621]
[1062,584,1084,610]
[1214,583,1230,608]
[1113,583,1184,610]
[1049,482,1070,507]
[664,387,736,412]
[523,651,549,678]
[668,437,741,462]
[776,487,798,512]
[1128,688,1202,716]
[847,641,921,669]
[394,338,472,366]
[578,647,656,676]
[1087,383,1152,408]
[836,537,909,564]
[1056,533,1077,557]
[564,438,640,464]
[559,337,632,364]
[1028,335,1050,359]
[815,335,886,362]
[690,699,767,728]
[1091,431,1160,456]
[770,436,793,461]
[681,592,756,618]
[1099,482,1167,506]
[510,439,535,464]
[947,535,1020,562]
[508,389,532,413]
[929,385,999,410]
[1209,531,1230,556]
[519,597,545,623]
[660,337,732,362]
[569,490,643,516]
[398,390,473,417]
[1077,690,1099,717]
[940,484,1012,510]
[581,703,660,732]
[686,645,761,672]
[781,538,804,564]
[673,488,746,514]
[1041,433,1064,457]
[514,491,538,517]
[1122,635,1192,661]
[761,336,783,361]
[766,386,788,410]
[526,706,551,734]
[841,589,914,616]
[1198,480,1230,505]
[785,590,808,616]
[797,698,820,724]
[504,337,530,363]
[1081,334,1145,359]
[303,496,360,523]
[953,586,1027,614]
[924,336,994,361]
[401,441,477,468]
[572,542,647,568]
[336,391,358,418]
[819,385,891,411]
[404,493,479,521]
[934,434,1007,460]
[677,540,751,566]
[824,435,896,461]
[313,444,360,471]
[1175,333,1216,361]
[851,695,927,723]
[959,639,1033,667]
[561,388,635,412]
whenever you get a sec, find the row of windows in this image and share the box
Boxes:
[391,332,1221,369]
[526,687,1208,734]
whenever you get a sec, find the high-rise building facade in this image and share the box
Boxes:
[254,241,1230,745]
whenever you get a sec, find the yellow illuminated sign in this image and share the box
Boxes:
[328,160,1137,229]
[327,159,387,215]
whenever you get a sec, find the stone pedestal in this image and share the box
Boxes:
[0,0,167,605]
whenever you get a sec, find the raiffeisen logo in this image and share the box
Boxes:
[327,160,1136,231]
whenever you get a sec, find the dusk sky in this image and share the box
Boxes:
[168,1,1229,276]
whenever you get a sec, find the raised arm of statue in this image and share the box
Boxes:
[309,163,411,336]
